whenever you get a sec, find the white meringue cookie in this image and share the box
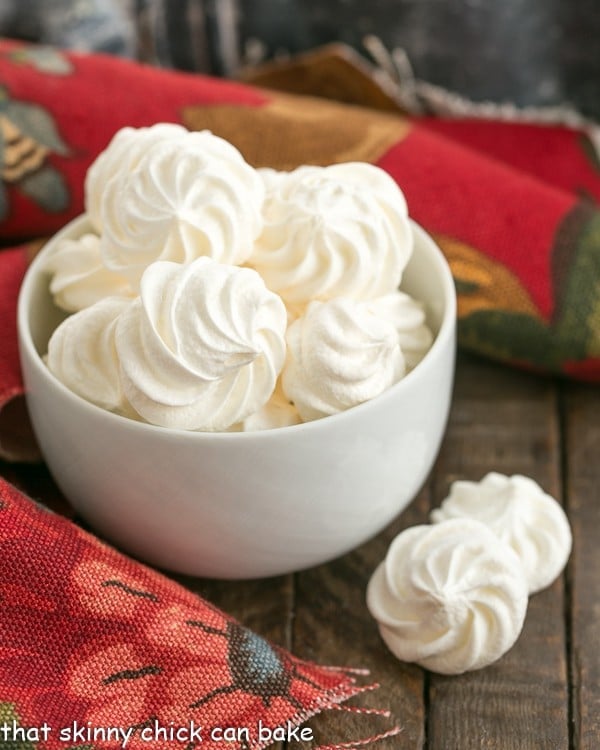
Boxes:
[367,519,528,674]
[85,123,188,233]
[241,381,302,431]
[249,162,413,307]
[366,292,433,371]
[281,297,405,421]
[115,257,287,431]
[100,130,264,284]
[46,296,132,413]
[257,167,287,193]
[431,473,572,594]
[44,233,133,313]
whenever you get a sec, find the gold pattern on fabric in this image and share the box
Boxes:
[434,234,541,319]
[182,92,410,170]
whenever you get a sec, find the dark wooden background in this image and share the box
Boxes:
[3,351,599,749]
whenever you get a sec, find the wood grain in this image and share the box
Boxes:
[292,489,430,749]
[427,354,569,750]
[2,352,592,750]
[565,383,600,750]
[188,574,294,651]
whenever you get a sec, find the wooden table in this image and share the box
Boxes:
[3,351,599,749]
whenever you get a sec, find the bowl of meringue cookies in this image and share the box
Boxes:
[18,124,456,579]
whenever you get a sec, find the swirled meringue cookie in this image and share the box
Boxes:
[367,519,528,674]
[241,381,302,431]
[115,257,287,431]
[431,473,572,594]
[100,130,264,284]
[249,163,413,308]
[281,298,405,421]
[44,233,133,312]
[85,123,188,232]
[367,292,433,371]
[46,296,131,413]
[258,167,286,193]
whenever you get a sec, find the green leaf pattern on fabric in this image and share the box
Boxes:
[555,210,600,358]
[0,86,71,218]
[453,278,479,296]
[459,311,564,371]
[0,703,41,750]
[0,703,96,750]
[2,97,71,157]
[578,133,600,174]
[456,202,600,375]
[19,166,70,213]
[7,47,74,76]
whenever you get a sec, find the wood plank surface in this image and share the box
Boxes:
[2,352,592,750]
[566,383,600,750]
[427,355,569,750]
[291,353,571,750]
[293,488,429,749]
[292,487,430,750]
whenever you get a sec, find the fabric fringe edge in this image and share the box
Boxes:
[252,672,400,750]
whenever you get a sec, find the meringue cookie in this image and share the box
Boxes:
[44,233,133,312]
[100,130,264,284]
[115,257,287,431]
[257,167,286,193]
[46,296,131,413]
[431,473,572,594]
[367,519,528,674]
[241,381,302,431]
[281,298,405,421]
[249,163,413,308]
[85,123,188,232]
[367,292,433,371]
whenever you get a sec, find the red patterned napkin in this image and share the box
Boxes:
[0,478,398,749]
[0,35,597,748]
[0,39,597,448]
[0,244,37,461]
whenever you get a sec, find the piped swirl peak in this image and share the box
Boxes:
[115,257,287,431]
[367,519,528,674]
[431,472,572,594]
[249,162,413,308]
[96,129,264,285]
[46,295,132,414]
[85,122,188,233]
[44,232,132,312]
[281,297,405,421]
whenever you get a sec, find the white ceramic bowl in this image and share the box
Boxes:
[18,215,456,579]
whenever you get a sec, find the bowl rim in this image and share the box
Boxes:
[18,214,457,443]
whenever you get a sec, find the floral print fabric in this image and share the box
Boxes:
[0,478,366,750]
